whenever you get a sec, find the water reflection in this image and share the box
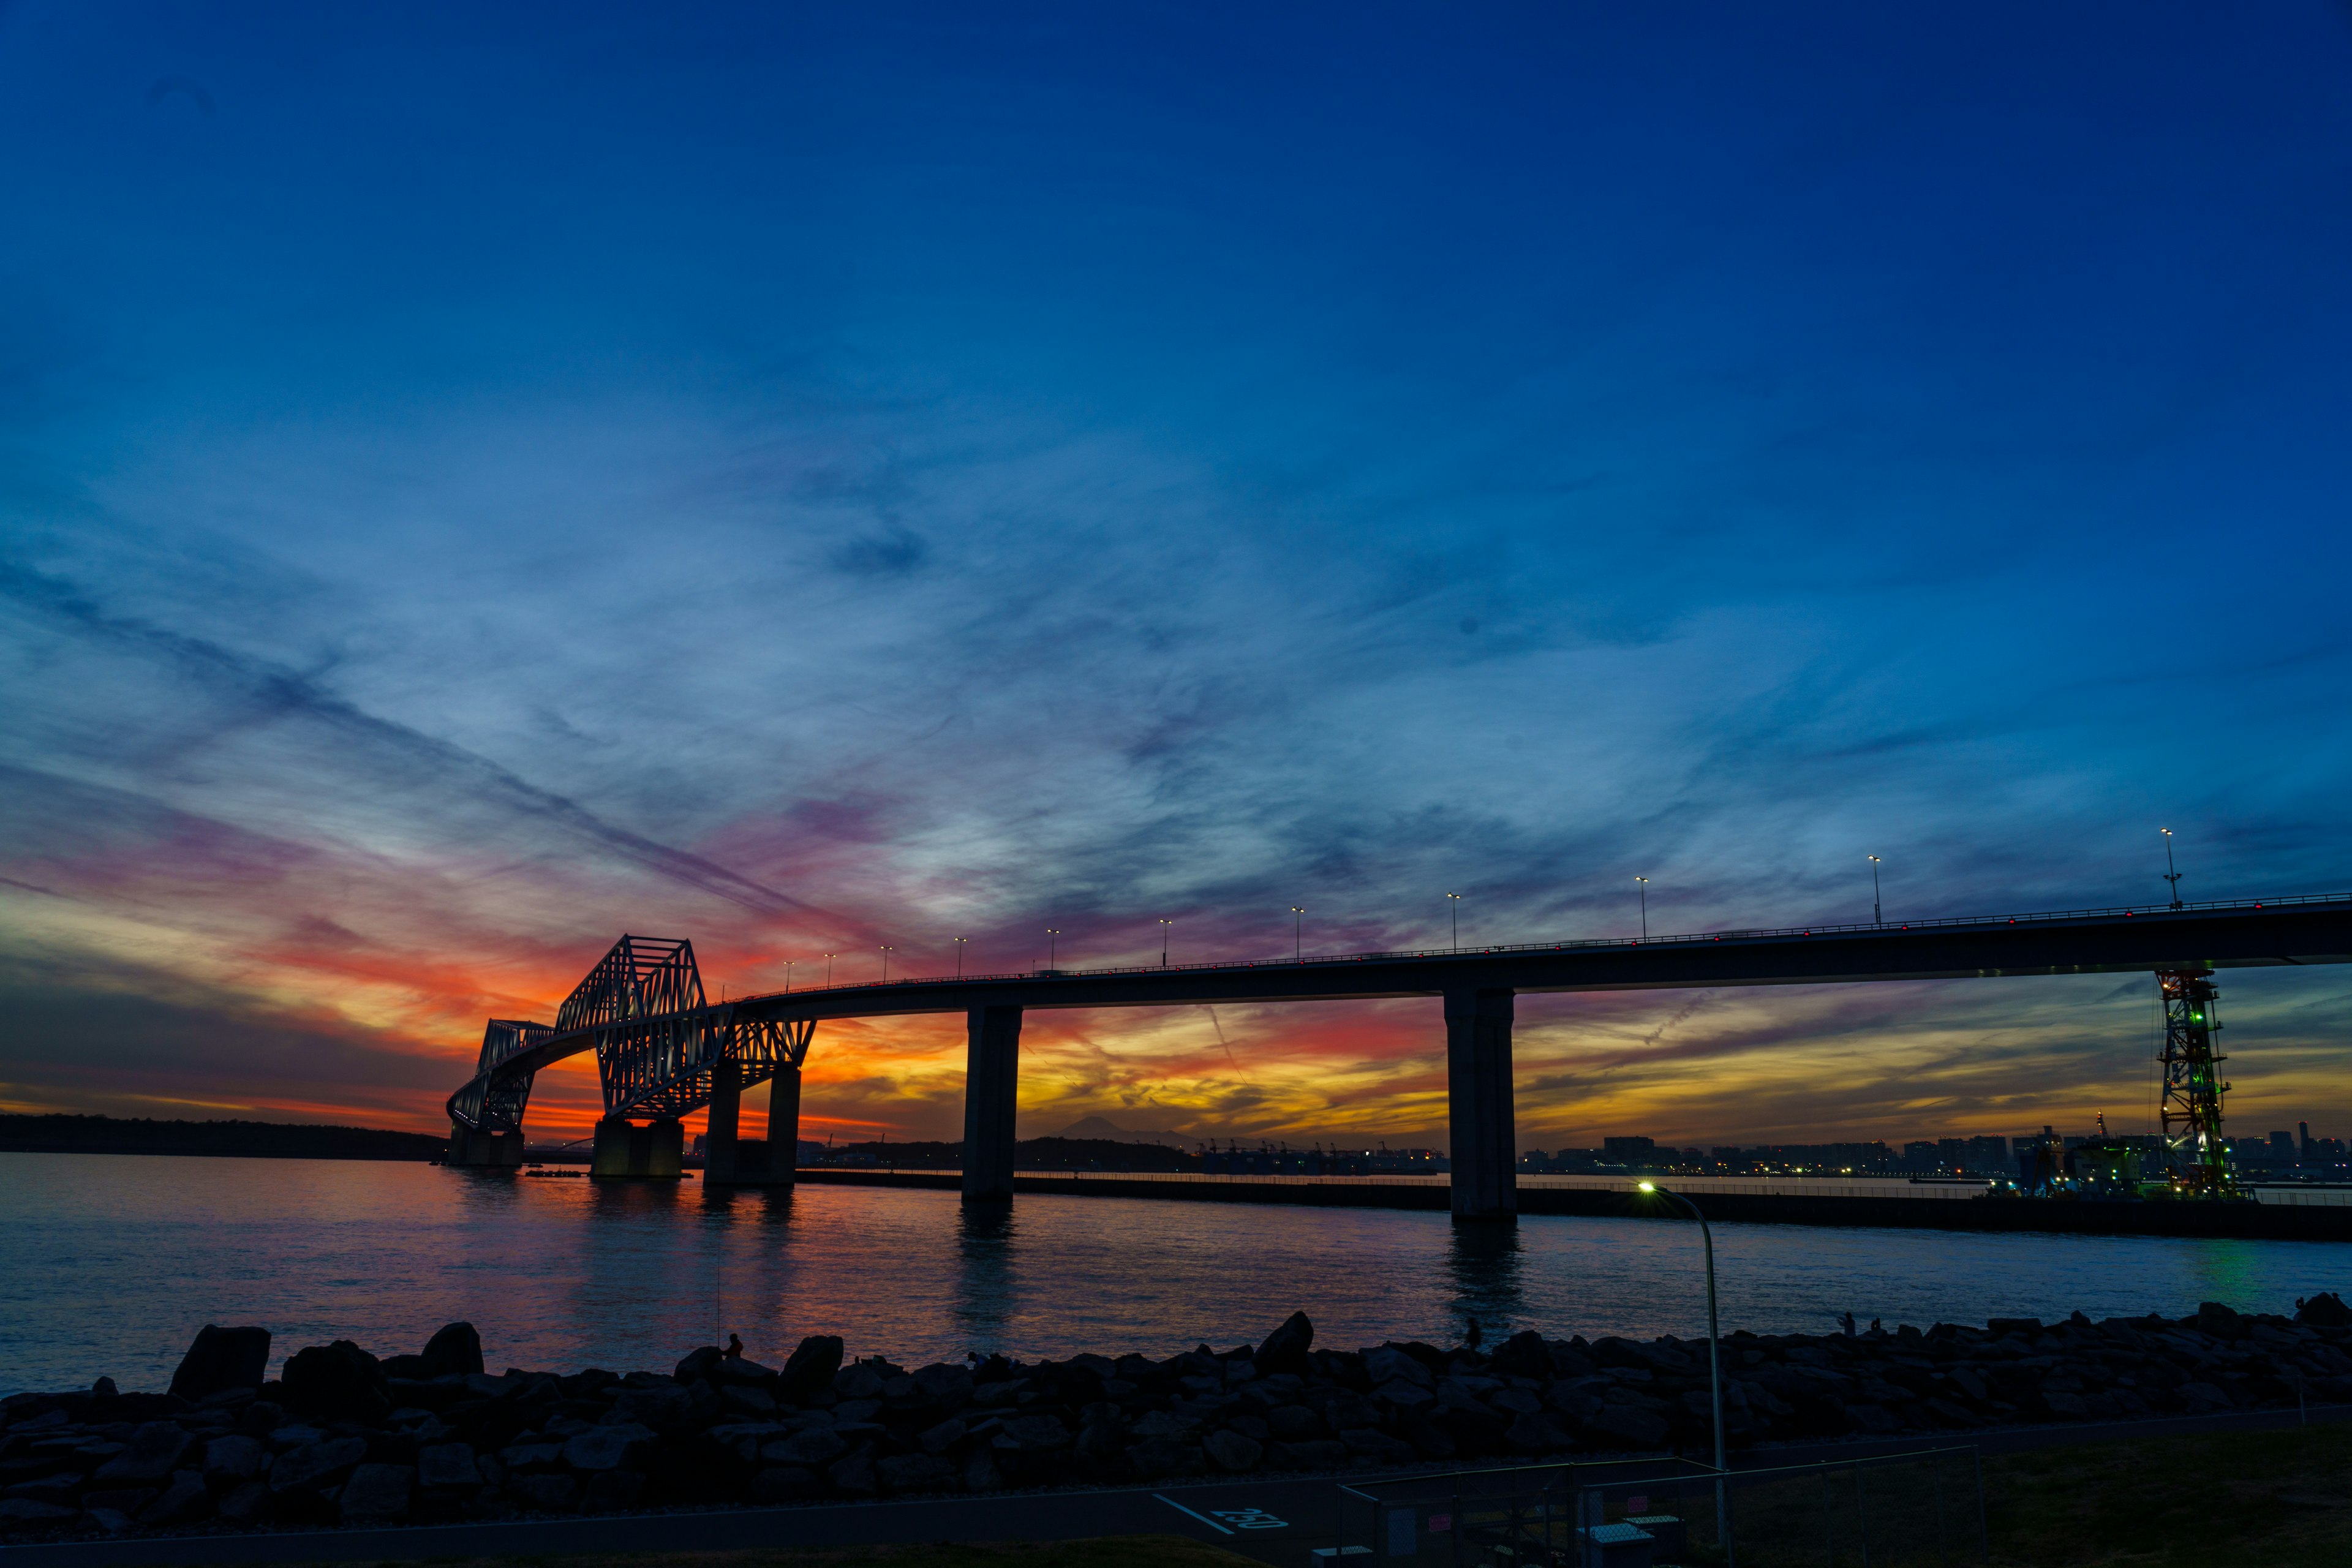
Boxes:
[956,1202,1019,1345]
[1446,1219,1526,1338]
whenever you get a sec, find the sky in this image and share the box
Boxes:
[4,1,2351,1153]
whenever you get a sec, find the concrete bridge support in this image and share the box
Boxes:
[962,1006,1023,1203]
[1446,987,1517,1221]
[705,1058,802,1187]
[446,1123,523,1167]
[591,1117,684,1179]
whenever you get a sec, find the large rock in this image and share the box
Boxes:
[1129,1438,1206,1479]
[1363,1347,1433,1389]
[202,1434,265,1485]
[168,1325,271,1401]
[269,1436,370,1493]
[562,1423,654,1472]
[2297,1292,2352,1328]
[509,1472,579,1512]
[281,1341,390,1423]
[421,1322,484,1378]
[137,1469,213,1526]
[1506,1410,1578,1453]
[1257,1311,1315,1376]
[1488,1330,1552,1381]
[1204,1429,1264,1472]
[608,1384,694,1433]
[764,1428,848,1467]
[92,1422,194,1485]
[782,1335,845,1398]
[416,1443,481,1490]
[992,1415,1072,1452]
[876,1453,958,1493]
[1582,1404,1670,1450]
[0,1499,77,1533]
[2195,1302,2245,1340]
[338,1464,413,1521]
[745,1466,821,1504]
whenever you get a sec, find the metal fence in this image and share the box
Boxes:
[1333,1446,1985,1567]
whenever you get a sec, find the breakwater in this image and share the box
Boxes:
[4,1295,2349,1542]
[794,1168,2352,1240]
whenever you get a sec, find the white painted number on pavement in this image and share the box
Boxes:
[1215,1507,1289,1530]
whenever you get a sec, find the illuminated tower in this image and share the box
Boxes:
[2157,971,2234,1197]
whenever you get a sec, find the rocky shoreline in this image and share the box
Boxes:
[4,1294,2349,1542]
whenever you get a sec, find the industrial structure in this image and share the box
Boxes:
[446,892,2352,1213]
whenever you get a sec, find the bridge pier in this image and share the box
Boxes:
[962,1006,1022,1203]
[446,1123,522,1167]
[1446,987,1517,1221]
[704,1059,801,1187]
[591,1117,684,1179]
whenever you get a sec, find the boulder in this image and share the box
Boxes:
[563,1423,654,1472]
[608,1384,694,1433]
[421,1322,484,1378]
[782,1335,845,1398]
[583,1468,645,1510]
[1268,1404,1325,1441]
[337,1464,412,1522]
[510,1471,580,1512]
[961,1447,1005,1491]
[919,1417,967,1455]
[834,1362,886,1400]
[416,1443,481,1490]
[992,1415,1071,1452]
[674,1346,726,1383]
[1583,1404,1671,1450]
[92,1422,194,1485]
[721,1384,776,1417]
[913,1362,976,1406]
[216,1482,273,1525]
[1129,1438,1206,1479]
[281,1341,390,1423]
[202,1434,265,1485]
[827,1448,878,1495]
[1504,1410,1577,1453]
[1373,1379,1434,1410]
[1204,1429,1264,1472]
[2296,1292,2352,1329]
[1339,1428,1417,1464]
[877,1452,958,1493]
[745,1466,821,1504]
[1363,1347,1433,1389]
[2196,1302,2245,1340]
[1488,1329,1553,1382]
[168,1325,272,1402]
[764,1428,848,1467]
[0,1499,77,1532]
[1257,1311,1315,1376]
[269,1436,370,1493]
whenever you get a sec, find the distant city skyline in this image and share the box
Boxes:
[4,4,2350,1145]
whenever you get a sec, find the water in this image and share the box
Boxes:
[4,1153,2348,1398]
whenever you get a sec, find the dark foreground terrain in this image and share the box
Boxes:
[2,1295,2348,1547]
[0,1115,447,1163]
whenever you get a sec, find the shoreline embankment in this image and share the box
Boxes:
[4,1297,2350,1544]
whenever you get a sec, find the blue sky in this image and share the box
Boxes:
[3,1,2350,1145]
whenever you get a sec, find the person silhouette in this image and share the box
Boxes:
[1838,1311,1856,1337]
[725,1333,743,1360]
[1465,1315,1483,1351]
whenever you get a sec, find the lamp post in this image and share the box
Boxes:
[1635,876,1649,941]
[1158,918,1173,967]
[1046,928,1060,969]
[1868,856,1882,926]
[1637,1180,1728,1553]
[823,952,836,986]
[952,937,968,978]
[782,960,796,993]
[2162,828,2183,908]
[1446,892,1463,952]
[1291,907,1305,963]
[880,945,894,982]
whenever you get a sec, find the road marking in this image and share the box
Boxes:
[1213,1507,1290,1530]
[1154,1494,1235,1534]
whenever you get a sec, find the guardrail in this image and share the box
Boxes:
[737,890,2351,1001]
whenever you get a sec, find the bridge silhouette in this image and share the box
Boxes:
[447,892,2352,1217]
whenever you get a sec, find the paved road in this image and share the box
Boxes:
[2,1404,2341,1568]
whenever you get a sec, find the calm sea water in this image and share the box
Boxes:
[4,1153,2348,1398]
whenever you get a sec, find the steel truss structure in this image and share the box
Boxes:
[445,936,817,1137]
[2157,970,2234,1197]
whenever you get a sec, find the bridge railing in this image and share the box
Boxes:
[731,889,2352,1000]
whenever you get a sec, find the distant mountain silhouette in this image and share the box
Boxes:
[1057,1114,1187,1145]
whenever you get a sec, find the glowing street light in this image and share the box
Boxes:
[2162,827,2183,908]
[823,952,836,986]
[1046,928,1061,969]
[880,944,895,982]
[1638,1180,1728,1545]
[1868,855,1883,925]
[952,936,968,978]
[1291,907,1306,963]
[782,959,796,993]
[1635,876,1649,941]
[1446,892,1463,952]
[1158,918,1174,967]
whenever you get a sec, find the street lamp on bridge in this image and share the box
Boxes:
[1291,907,1305,963]
[782,959,796,993]
[1046,928,1061,968]
[1635,876,1649,941]
[880,945,895,982]
[2162,827,2184,908]
[1158,918,1174,967]
[953,936,968,978]
[1446,891,1463,952]
[823,952,836,986]
[1869,855,1883,926]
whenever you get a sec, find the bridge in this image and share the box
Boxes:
[445,891,2352,1217]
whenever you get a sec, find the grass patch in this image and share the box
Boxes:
[1986,1422,2352,1568]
